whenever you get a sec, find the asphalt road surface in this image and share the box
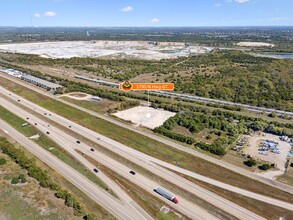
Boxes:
[0,88,286,219]
[0,120,146,220]
[0,86,292,212]
[1,72,290,195]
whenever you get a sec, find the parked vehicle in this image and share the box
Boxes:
[93,168,98,173]
[90,148,95,152]
[129,170,136,175]
[154,188,178,204]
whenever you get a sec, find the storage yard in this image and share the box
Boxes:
[113,106,176,129]
[243,133,292,172]
[0,41,213,60]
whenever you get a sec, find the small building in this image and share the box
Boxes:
[21,74,62,91]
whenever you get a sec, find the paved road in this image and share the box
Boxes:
[1,72,290,195]
[0,96,152,220]
[0,120,143,220]
[0,87,287,219]
[0,95,219,220]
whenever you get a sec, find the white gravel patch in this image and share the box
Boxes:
[113,106,176,129]
[237,42,274,47]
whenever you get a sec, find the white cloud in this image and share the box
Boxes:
[150,18,160,23]
[44,11,57,17]
[226,0,250,3]
[34,13,41,18]
[235,0,250,3]
[120,6,133,13]
[271,17,286,21]
[214,3,221,7]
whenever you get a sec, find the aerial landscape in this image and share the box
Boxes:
[0,0,293,220]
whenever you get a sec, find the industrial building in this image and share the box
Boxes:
[21,74,62,90]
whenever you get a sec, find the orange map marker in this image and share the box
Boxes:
[120,81,174,92]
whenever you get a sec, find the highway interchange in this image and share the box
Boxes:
[0,73,293,219]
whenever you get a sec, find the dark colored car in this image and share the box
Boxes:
[129,170,136,175]
[34,123,37,125]
[46,131,50,135]
[90,148,95,152]
[93,168,98,173]
[76,140,80,144]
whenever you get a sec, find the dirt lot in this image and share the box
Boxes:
[60,92,93,101]
[113,106,176,129]
[243,133,291,178]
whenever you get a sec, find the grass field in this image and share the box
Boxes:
[0,152,77,220]
[0,104,108,191]
[277,164,293,187]
[0,76,293,205]
[61,96,120,114]
[176,171,293,220]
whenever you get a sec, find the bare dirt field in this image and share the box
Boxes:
[243,133,291,178]
[113,106,176,129]
[60,92,93,101]
[237,42,275,47]
[0,41,213,60]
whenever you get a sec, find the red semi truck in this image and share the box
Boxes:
[154,188,178,204]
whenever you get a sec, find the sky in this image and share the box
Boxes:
[0,0,292,27]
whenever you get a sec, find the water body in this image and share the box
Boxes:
[259,54,293,59]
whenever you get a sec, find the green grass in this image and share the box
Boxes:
[156,211,179,220]
[0,105,108,191]
[1,76,293,204]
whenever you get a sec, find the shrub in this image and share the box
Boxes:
[0,158,6,165]
[244,159,257,167]
[259,164,271,170]
[11,177,20,184]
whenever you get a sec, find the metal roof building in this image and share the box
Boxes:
[21,74,62,90]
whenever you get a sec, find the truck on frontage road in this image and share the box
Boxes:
[154,188,178,204]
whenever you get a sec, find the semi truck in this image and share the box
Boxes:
[154,188,178,204]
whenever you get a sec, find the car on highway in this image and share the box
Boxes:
[90,148,95,152]
[26,117,29,120]
[17,99,20,102]
[46,131,50,135]
[44,113,47,115]
[97,137,100,140]
[34,123,37,125]
[69,125,72,128]
[76,140,81,144]
[129,170,136,175]
[93,168,98,173]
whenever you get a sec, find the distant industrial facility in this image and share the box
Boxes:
[21,74,63,90]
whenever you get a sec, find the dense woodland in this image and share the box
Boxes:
[1,49,292,111]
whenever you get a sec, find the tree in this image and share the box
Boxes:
[0,158,6,165]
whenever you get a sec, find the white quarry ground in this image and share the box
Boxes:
[113,106,176,129]
[0,40,213,60]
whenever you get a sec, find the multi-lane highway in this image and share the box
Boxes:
[0,93,220,220]
[0,120,148,220]
[1,72,291,194]
[1,83,292,219]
